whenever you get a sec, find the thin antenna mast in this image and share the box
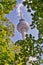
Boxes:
[20,7,23,19]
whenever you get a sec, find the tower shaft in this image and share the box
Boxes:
[22,31,26,39]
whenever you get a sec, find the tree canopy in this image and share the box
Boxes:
[23,0,43,36]
[0,0,16,20]
[0,0,43,65]
[0,0,16,65]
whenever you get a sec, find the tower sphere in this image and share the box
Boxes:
[17,18,29,33]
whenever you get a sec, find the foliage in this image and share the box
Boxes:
[0,0,16,20]
[0,0,16,64]
[0,20,21,65]
[23,0,43,36]
[15,34,43,65]
[0,20,15,65]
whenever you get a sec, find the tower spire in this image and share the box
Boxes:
[19,7,23,19]
[20,12,23,19]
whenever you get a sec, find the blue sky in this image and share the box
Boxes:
[5,0,38,42]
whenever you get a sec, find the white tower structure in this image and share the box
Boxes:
[17,8,29,39]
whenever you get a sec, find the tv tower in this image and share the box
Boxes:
[17,6,29,39]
